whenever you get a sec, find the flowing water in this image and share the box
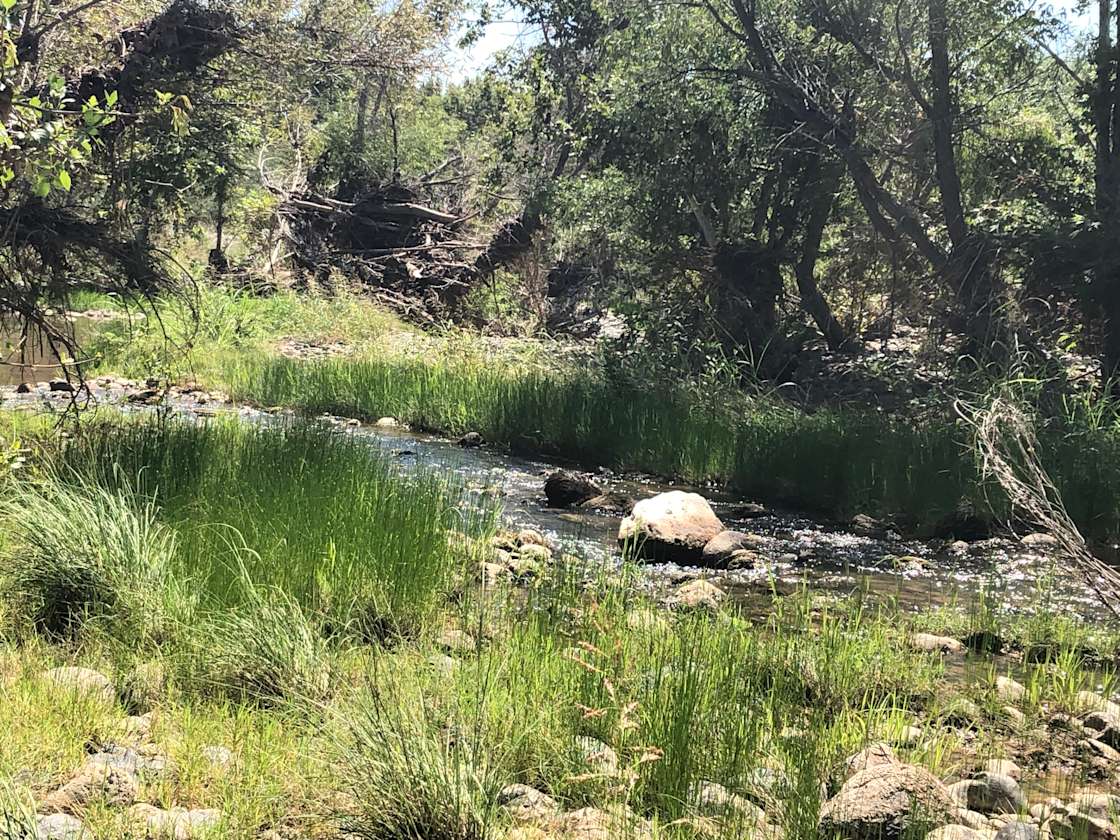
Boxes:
[3,379,1111,623]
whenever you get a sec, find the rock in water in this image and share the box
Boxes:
[544,471,601,507]
[457,431,484,448]
[910,634,965,655]
[618,491,724,564]
[665,579,726,611]
[819,763,954,840]
[701,530,765,567]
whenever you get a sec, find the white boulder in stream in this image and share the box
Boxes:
[618,491,724,564]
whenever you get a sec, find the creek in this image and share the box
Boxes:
[3,377,1107,625]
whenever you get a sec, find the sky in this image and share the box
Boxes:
[440,0,1094,83]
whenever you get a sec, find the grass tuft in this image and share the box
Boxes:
[0,477,182,643]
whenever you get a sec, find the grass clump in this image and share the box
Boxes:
[60,418,491,638]
[336,681,501,840]
[189,577,333,705]
[0,477,183,643]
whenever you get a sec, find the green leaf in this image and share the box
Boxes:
[31,178,50,198]
[57,170,71,191]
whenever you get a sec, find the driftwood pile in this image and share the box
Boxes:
[278,183,483,318]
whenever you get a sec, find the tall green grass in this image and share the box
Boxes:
[59,419,494,635]
[222,352,1120,541]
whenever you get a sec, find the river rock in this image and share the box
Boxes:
[35,814,89,840]
[954,773,1026,815]
[1082,711,1120,748]
[374,417,399,428]
[517,529,549,548]
[665,579,726,611]
[819,763,955,840]
[844,743,898,779]
[1021,532,1058,548]
[117,714,153,743]
[618,491,724,563]
[1086,737,1120,763]
[40,668,115,705]
[1070,794,1120,820]
[911,634,965,655]
[544,471,601,507]
[127,804,221,839]
[1076,691,1120,719]
[457,432,484,448]
[995,823,1039,840]
[701,531,765,567]
[549,807,650,840]
[1045,811,1118,840]
[996,677,1027,704]
[927,827,987,840]
[48,380,73,393]
[962,631,1004,654]
[941,698,984,729]
[580,491,633,515]
[437,628,476,653]
[985,760,1022,782]
[851,514,887,537]
[40,761,139,813]
[955,810,991,830]
[499,784,559,822]
[87,745,174,780]
[693,781,767,828]
[516,543,552,565]
[573,736,618,775]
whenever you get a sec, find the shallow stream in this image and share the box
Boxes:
[5,378,1107,624]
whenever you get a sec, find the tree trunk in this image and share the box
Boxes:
[928,0,968,248]
[795,164,854,351]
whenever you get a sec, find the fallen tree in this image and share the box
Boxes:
[274,182,482,319]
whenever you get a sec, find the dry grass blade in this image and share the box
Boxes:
[960,394,1120,619]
